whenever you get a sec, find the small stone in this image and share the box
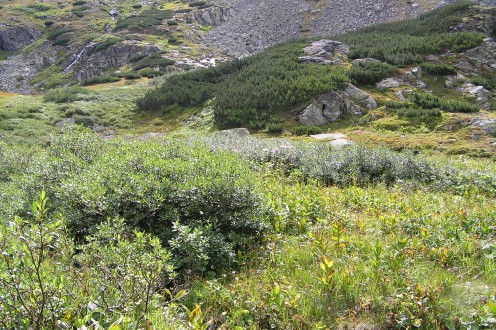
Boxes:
[310,133,347,140]
[329,139,354,147]
[218,128,250,137]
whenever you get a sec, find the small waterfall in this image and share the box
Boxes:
[63,42,95,72]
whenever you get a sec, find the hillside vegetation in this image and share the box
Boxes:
[1,2,496,329]
[1,129,495,329]
[136,1,487,130]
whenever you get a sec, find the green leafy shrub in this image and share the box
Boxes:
[132,3,142,9]
[140,68,165,78]
[291,126,322,136]
[73,0,87,5]
[93,37,122,52]
[0,128,268,275]
[267,123,284,134]
[43,86,89,103]
[0,192,180,328]
[80,75,120,86]
[114,9,173,32]
[350,61,399,85]
[47,26,75,40]
[133,53,175,70]
[420,62,457,75]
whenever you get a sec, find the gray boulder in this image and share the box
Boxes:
[299,84,376,126]
[459,83,492,109]
[55,118,76,128]
[376,78,400,89]
[298,40,350,65]
[352,58,381,66]
[471,119,496,135]
[310,133,347,140]
[299,103,328,126]
[75,41,160,82]
[329,139,354,147]
[218,128,250,137]
[344,83,377,110]
[0,25,41,51]
[194,6,232,26]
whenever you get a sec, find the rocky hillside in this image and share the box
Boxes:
[0,0,493,93]
[203,0,494,57]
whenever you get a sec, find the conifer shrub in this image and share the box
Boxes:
[291,126,323,136]
[114,9,173,32]
[132,53,175,70]
[350,61,399,84]
[469,76,496,91]
[80,75,120,86]
[94,37,122,52]
[420,62,457,75]
[412,93,479,113]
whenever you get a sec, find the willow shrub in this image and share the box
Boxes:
[0,127,267,275]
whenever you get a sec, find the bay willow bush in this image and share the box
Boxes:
[0,127,266,275]
[195,135,496,196]
[43,86,90,103]
[0,192,183,329]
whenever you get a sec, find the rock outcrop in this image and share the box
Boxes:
[74,41,160,82]
[298,40,349,65]
[0,25,41,51]
[0,40,58,94]
[193,5,232,26]
[298,83,376,126]
[471,118,496,135]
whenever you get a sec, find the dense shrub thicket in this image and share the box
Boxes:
[43,86,90,103]
[0,128,266,275]
[114,9,173,32]
[137,42,350,129]
[136,2,484,130]
[80,75,120,86]
[94,37,122,52]
[470,76,496,91]
[335,2,482,65]
[412,93,480,113]
[420,62,457,75]
[132,53,175,70]
[337,32,483,66]
[196,135,496,196]
[350,61,399,84]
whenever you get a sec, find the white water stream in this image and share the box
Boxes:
[63,42,95,72]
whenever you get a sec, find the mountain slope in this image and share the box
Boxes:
[0,0,492,93]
